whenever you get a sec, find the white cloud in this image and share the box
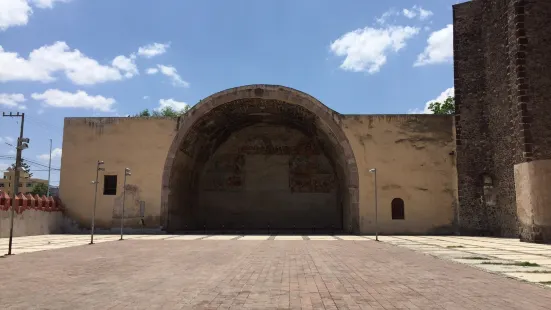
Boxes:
[157,65,189,87]
[112,55,138,78]
[4,137,14,143]
[409,87,455,114]
[30,0,71,9]
[31,89,116,112]
[0,41,135,85]
[1,0,73,31]
[375,9,398,25]
[402,6,433,21]
[143,96,149,100]
[157,98,189,111]
[0,0,32,31]
[415,24,453,67]
[146,67,159,75]
[37,147,62,161]
[418,8,434,20]
[137,42,170,58]
[402,8,416,19]
[330,26,420,74]
[0,93,26,109]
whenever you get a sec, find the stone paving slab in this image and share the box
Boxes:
[238,235,271,240]
[505,272,551,283]
[2,238,551,309]
[382,235,551,287]
[204,235,240,240]
[168,235,207,240]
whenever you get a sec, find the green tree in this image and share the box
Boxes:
[11,159,32,177]
[428,96,455,115]
[138,109,151,117]
[136,105,191,117]
[31,183,48,196]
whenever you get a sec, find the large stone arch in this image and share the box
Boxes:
[161,85,359,233]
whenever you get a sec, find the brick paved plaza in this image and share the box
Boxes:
[1,235,551,309]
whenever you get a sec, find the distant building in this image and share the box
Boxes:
[0,168,48,196]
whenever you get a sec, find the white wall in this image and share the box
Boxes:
[0,209,64,238]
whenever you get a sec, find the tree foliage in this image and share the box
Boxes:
[428,96,455,115]
[31,183,49,196]
[10,159,32,177]
[136,105,191,117]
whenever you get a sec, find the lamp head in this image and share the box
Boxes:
[369,168,376,173]
[98,160,104,165]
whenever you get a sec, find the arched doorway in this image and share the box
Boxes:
[161,85,359,233]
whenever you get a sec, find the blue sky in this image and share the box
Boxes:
[0,0,458,185]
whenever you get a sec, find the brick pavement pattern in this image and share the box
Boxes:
[1,239,551,309]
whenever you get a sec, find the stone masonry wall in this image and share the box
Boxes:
[482,0,519,237]
[524,1,551,161]
[455,0,551,238]
[517,0,551,241]
[453,1,494,235]
[454,0,515,237]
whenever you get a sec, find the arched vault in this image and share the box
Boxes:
[161,85,359,233]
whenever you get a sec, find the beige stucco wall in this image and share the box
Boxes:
[0,209,63,238]
[342,115,457,234]
[59,118,178,229]
[60,114,457,234]
[514,159,551,242]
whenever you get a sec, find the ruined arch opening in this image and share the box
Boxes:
[161,86,359,233]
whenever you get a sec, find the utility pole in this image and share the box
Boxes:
[120,168,132,240]
[2,112,29,255]
[90,160,104,245]
[369,168,379,242]
[46,139,52,197]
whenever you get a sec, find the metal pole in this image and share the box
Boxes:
[374,170,379,242]
[46,139,52,197]
[90,161,102,245]
[3,112,25,255]
[120,169,128,240]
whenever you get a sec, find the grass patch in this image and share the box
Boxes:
[461,256,490,260]
[540,281,551,285]
[522,270,551,273]
[481,261,540,267]
[446,245,465,248]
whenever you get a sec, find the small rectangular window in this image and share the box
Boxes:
[103,175,117,195]
[26,183,32,187]
[0,184,4,187]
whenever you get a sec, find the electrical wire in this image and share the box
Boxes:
[0,155,61,170]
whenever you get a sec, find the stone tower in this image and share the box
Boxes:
[453,0,551,243]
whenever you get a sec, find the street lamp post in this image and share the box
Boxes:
[369,168,379,241]
[120,168,131,240]
[90,160,105,245]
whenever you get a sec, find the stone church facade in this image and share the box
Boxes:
[454,0,551,243]
[58,0,551,243]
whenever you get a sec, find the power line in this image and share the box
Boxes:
[0,155,61,170]
[25,115,63,131]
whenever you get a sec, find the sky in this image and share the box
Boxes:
[0,0,459,186]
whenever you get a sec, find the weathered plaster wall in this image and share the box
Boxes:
[196,124,339,231]
[342,115,456,235]
[59,117,178,229]
[0,209,63,238]
[514,160,551,243]
[60,113,456,234]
